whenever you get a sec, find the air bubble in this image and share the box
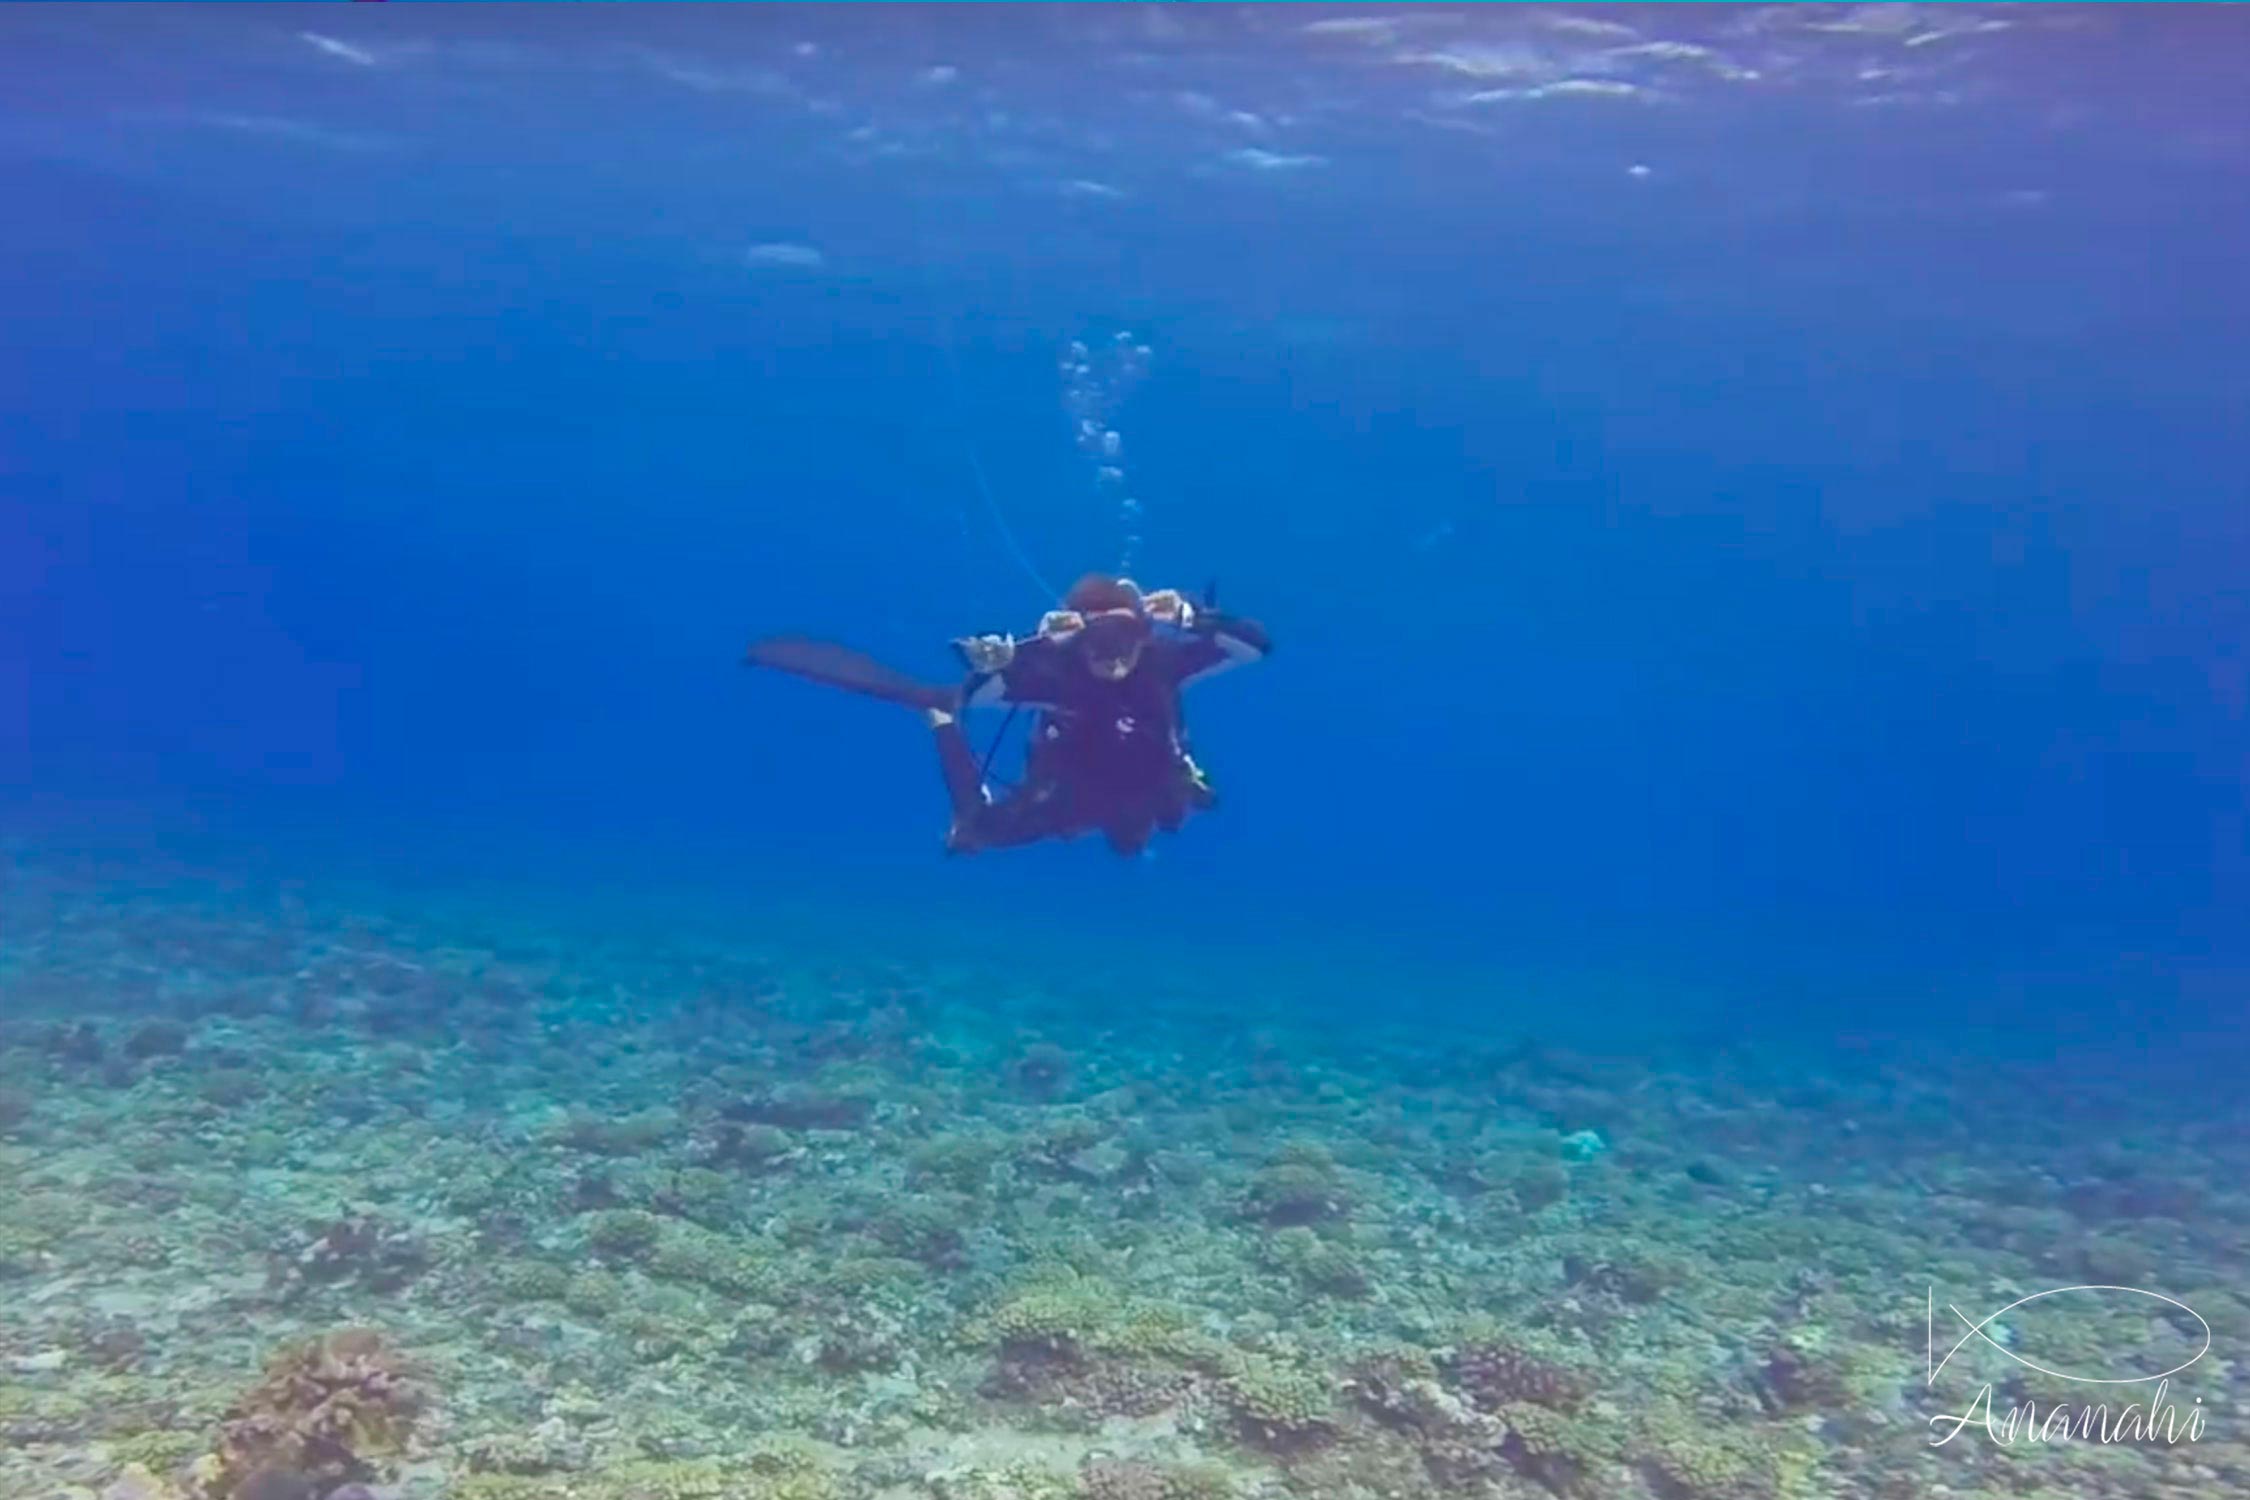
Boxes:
[1059,329,1154,573]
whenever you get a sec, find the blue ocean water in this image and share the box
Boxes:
[3,6,2245,1028]
[10,7,2242,1046]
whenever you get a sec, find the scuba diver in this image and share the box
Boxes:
[744,574,1270,856]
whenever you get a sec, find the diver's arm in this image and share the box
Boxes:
[1169,607,1271,687]
[953,633,1014,709]
[959,633,1073,708]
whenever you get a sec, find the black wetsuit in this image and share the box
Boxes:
[933,616,1270,855]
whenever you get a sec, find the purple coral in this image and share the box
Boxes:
[983,1346,1194,1420]
[1449,1339,1595,1412]
[213,1329,424,1498]
[1077,1459,1168,1500]
[276,1217,431,1296]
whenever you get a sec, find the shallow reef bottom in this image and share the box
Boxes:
[0,868,2243,1500]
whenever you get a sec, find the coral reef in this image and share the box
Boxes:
[724,1087,872,1131]
[1448,1334,1596,1412]
[0,871,2239,1500]
[1008,1041,1073,1100]
[201,1329,424,1499]
[1241,1142,1354,1226]
[124,1019,193,1060]
[1258,1226,1369,1298]
[554,1106,681,1156]
[273,1216,432,1296]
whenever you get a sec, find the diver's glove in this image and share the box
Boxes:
[1035,610,1086,641]
[952,633,1016,673]
[1142,588,1194,630]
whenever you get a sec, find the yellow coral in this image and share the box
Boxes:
[647,1222,781,1297]
[989,1285,1109,1351]
[562,1268,626,1319]
[582,1209,665,1258]
[451,1478,554,1500]
[1634,1402,1814,1500]
[1218,1352,1333,1438]
[493,1259,573,1302]
[108,1430,207,1475]
[1498,1399,1624,1482]
[449,1456,839,1500]
[1260,1225,1370,1297]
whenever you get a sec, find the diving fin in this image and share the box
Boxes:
[743,636,957,712]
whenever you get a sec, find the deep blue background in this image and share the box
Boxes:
[4,6,2244,1044]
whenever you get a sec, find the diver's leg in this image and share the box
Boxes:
[1138,753,1208,841]
[928,710,1068,853]
[959,788,1074,853]
[928,710,987,821]
[1102,820,1152,857]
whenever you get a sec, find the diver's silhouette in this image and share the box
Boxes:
[745,574,1270,855]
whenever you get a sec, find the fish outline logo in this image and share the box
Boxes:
[1928,1284,2211,1388]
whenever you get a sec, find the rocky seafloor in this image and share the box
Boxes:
[1,871,2244,1500]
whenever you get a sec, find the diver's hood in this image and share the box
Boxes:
[1079,610,1151,657]
[1062,573,1146,616]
